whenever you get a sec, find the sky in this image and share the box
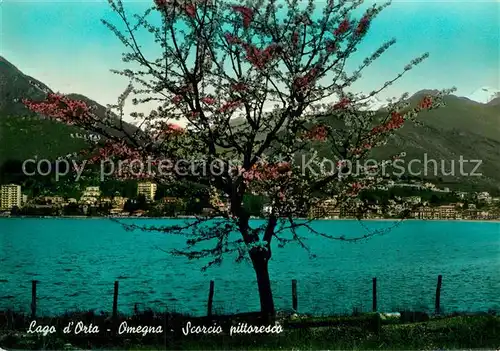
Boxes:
[1,0,499,124]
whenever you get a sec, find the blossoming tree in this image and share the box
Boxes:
[24,0,454,315]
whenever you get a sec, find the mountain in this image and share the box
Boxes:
[487,96,500,106]
[0,56,53,117]
[1,56,499,192]
[359,95,388,111]
[465,87,500,104]
[322,93,500,191]
[0,56,139,166]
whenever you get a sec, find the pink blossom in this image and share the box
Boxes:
[242,42,279,69]
[201,96,216,104]
[218,100,242,113]
[172,95,182,105]
[419,96,433,109]
[356,14,371,35]
[157,123,185,136]
[185,3,196,18]
[334,18,350,36]
[154,0,167,7]
[89,140,142,164]
[294,66,321,91]
[224,33,241,44]
[371,111,405,135]
[23,93,91,125]
[231,82,247,92]
[325,39,336,53]
[304,125,328,141]
[333,97,351,109]
[232,5,254,28]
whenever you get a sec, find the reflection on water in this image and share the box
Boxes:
[1,218,499,316]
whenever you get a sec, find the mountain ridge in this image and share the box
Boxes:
[1,56,499,192]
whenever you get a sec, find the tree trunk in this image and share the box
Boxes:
[250,249,275,317]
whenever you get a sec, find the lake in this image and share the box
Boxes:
[0,218,499,316]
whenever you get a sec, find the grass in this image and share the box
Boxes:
[1,309,499,350]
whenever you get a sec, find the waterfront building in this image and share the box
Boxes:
[309,199,340,218]
[161,196,180,204]
[436,205,460,219]
[80,186,101,205]
[0,184,22,210]
[112,196,127,208]
[42,196,65,205]
[476,192,492,203]
[137,182,158,202]
[100,197,112,205]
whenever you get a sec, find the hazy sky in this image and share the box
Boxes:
[2,0,499,122]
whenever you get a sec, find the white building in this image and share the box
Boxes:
[262,205,273,215]
[80,186,101,205]
[137,182,158,201]
[405,196,422,205]
[476,192,492,203]
[1,184,22,210]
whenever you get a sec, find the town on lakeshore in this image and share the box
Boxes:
[1,180,499,220]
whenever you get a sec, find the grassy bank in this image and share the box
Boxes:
[1,309,499,350]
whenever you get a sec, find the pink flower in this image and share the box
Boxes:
[218,100,242,113]
[293,66,321,91]
[172,95,182,105]
[185,3,196,18]
[166,123,184,133]
[232,5,254,28]
[325,39,336,53]
[88,140,142,164]
[351,182,363,191]
[231,82,247,92]
[304,125,328,141]
[242,43,279,69]
[356,14,370,35]
[333,97,351,109]
[201,96,216,104]
[419,96,433,109]
[370,111,405,135]
[154,0,167,7]
[334,18,350,36]
[23,93,91,125]
[224,33,241,44]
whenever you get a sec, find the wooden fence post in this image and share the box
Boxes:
[31,280,37,319]
[292,279,298,311]
[435,275,442,314]
[113,281,119,319]
[207,280,215,316]
[372,277,377,312]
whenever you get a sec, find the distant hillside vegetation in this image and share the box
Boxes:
[1,55,499,192]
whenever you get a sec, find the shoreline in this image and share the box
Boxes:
[1,310,497,350]
[0,215,499,222]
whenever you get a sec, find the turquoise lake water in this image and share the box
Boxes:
[0,218,499,316]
